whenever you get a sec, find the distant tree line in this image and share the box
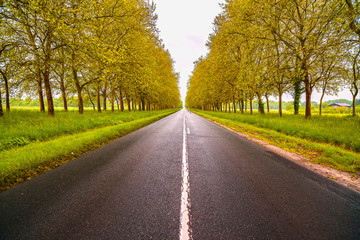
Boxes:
[186,0,360,118]
[0,0,181,116]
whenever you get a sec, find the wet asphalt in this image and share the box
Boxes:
[1,109,359,240]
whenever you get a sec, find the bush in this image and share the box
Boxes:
[285,103,294,111]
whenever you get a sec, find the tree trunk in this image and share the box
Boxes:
[97,82,101,112]
[256,92,264,114]
[293,80,301,115]
[72,53,83,114]
[87,90,95,111]
[304,73,312,119]
[59,47,67,111]
[0,89,3,117]
[43,37,54,116]
[352,91,358,117]
[0,70,10,112]
[111,81,115,112]
[37,76,45,112]
[319,89,325,116]
[103,77,107,111]
[119,88,124,111]
[278,87,283,117]
[233,96,236,113]
[60,77,68,111]
[26,26,44,112]
[142,98,145,111]
[127,97,131,112]
[265,93,270,113]
[250,97,253,115]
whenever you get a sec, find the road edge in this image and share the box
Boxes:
[197,113,360,194]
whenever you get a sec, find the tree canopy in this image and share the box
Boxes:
[0,0,181,115]
[186,0,359,118]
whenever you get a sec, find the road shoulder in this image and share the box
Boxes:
[203,116,360,193]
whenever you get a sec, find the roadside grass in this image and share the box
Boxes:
[0,109,179,191]
[192,110,360,153]
[191,109,360,174]
[0,108,174,152]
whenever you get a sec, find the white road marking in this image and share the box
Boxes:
[179,111,192,240]
[187,128,191,135]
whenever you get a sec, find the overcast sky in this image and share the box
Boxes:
[153,0,353,103]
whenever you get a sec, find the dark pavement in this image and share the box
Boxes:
[1,109,360,240]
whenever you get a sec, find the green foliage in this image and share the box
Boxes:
[285,103,294,111]
[1,0,180,114]
[186,0,355,119]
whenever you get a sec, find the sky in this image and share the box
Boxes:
[153,0,354,103]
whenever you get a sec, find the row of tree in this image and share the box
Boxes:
[0,0,181,116]
[186,0,359,118]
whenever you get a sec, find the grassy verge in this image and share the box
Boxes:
[0,109,175,152]
[192,110,360,152]
[191,109,360,174]
[0,109,178,191]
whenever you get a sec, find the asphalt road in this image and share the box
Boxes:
[1,109,360,240]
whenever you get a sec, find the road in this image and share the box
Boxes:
[1,109,360,240]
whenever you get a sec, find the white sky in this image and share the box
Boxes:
[153,0,225,102]
[153,0,354,103]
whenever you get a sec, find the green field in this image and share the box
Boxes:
[0,108,179,191]
[191,109,360,173]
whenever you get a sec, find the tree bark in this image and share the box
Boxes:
[319,89,325,116]
[250,97,253,115]
[278,86,283,117]
[0,70,10,112]
[25,25,45,112]
[233,96,236,113]
[351,50,359,116]
[103,77,107,111]
[293,80,301,115]
[97,82,101,112]
[352,92,357,116]
[59,47,67,111]
[37,76,45,112]
[72,52,83,114]
[60,75,68,111]
[119,88,124,111]
[111,81,115,112]
[304,66,312,119]
[127,97,131,112]
[256,92,264,114]
[0,89,3,117]
[265,93,270,113]
[43,36,54,116]
[141,98,145,111]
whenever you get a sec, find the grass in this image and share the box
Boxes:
[0,108,176,152]
[0,108,179,191]
[192,110,360,153]
[191,109,360,174]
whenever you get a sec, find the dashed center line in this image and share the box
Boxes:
[179,110,192,240]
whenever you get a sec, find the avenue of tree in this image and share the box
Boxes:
[186,0,360,118]
[0,0,181,116]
